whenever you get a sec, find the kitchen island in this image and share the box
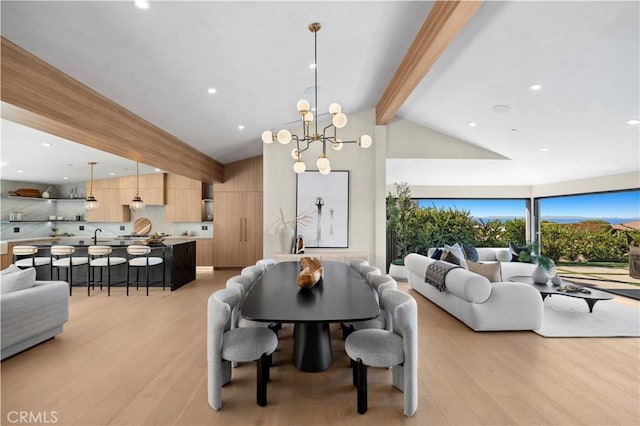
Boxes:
[28,239,196,291]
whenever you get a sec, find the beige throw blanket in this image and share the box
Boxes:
[425,260,460,292]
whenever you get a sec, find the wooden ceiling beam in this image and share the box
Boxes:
[0,36,223,183]
[376,0,483,125]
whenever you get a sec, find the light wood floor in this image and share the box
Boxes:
[2,268,639,425]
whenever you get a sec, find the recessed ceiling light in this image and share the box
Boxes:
[63,177,69,180]
[627,119,640,125]
[109,172,116,176]
[207,87,217,95]
[309,63,317,69]
[540,147,550,152]
[492,104,511,114]
[237,125,245,130]
[468,121,477,127]
[311,107,317,112]
[17,170,24,173]
[41,142,53,147]
[529,84,542,91]
[154,168,161,172]
[134,0,150,10]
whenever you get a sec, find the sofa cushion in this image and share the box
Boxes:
[441,250,463,266]
[0,267,36,294]
[430,248,443,259]
[467,260,502,283]
[495,249,512,262]
[1,264,21,275]
[509,242,528,262]
[444,243,468,269]
[444,268,492,303]
[462,244,479,262]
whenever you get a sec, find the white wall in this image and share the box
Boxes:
[532,171,639,198]
[263,109,378,263]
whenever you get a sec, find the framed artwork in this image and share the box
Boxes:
[296,170,349,248]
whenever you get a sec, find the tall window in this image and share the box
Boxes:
[537,190,640,264]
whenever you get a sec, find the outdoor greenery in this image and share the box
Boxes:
[387,188,636,265]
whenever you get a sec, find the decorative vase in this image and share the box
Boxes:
[532,265,549,284]
[278,226,295,254]
[551,274,562,286]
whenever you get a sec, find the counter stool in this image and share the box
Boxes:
[88,246,127,296]
[13,245,51,277]
[50,245,89,296]
[126,245,165,296]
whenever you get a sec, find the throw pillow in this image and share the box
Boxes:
[0,267,36,294]
[467,260,502,283]
[509,242,528,262]
[444,243,468,269]
[1,264,21,275]
[430,248,443,259]
[462,243,479,262]
[495,249,512,263]
[440,250,462,266]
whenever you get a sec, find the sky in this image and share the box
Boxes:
[417,190,640,220]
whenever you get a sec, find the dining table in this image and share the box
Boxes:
[241,260,379,372]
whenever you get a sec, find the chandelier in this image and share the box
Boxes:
[261,22,372,175]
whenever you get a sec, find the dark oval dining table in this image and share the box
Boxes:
[241,260,379,372]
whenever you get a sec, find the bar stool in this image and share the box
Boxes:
[13,245,51,277]
[87,246,127,296]
[126,245,165,296]
[50,245,89,296]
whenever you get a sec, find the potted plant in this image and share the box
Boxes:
[518,242,555,283]
[387,182,415,279]
[50,226,58,237]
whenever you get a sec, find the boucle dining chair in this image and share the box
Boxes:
[87,246,127,296]
[207,287,278,410]
[341,275,397,338]
[50,245,89,296]
[350,259,368,272]
[358,265,381,280]
[241,265,264,281]
[256,258,276,271]
[345,289,418,416]
[226,275,281,335]
[126,245,164,296]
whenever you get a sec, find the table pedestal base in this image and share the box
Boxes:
[293,322,332,372]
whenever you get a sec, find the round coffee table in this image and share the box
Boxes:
[508,276,614,313]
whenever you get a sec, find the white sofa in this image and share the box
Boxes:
[405,250,543,331]
[1,280,69,360]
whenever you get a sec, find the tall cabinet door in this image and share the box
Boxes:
[242,192,263,265]
[213,192,244,267]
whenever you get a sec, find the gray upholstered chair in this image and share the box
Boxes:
[358,264,379,279]
[256,258,276,271]
[341,275,397,338]
[241,265,264,281]
[350,259,368,271]
[226,275,281,335]
[345,289,418,416]
[207,287,278,410]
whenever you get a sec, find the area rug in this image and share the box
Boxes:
[534,295,640,337]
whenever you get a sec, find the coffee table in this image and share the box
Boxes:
[509,276,614,313]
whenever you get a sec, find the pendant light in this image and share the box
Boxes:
[130,162,145,211]
[85,161,99,210]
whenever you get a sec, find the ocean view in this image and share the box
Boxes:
[474,216,640,225]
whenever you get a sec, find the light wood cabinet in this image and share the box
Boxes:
[213,156,263,268]
[213,192,262,267]
[119,173,165,205]
[196,238,214,266]
[165,174,203,222]
[85,178,131,223]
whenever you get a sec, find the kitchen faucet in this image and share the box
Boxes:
[93,228,102,245]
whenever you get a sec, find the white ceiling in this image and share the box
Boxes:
[1,1,638,187]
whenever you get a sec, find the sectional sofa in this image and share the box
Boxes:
[405,249,543,331]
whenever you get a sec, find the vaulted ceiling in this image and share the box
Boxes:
[1,1,638,186]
